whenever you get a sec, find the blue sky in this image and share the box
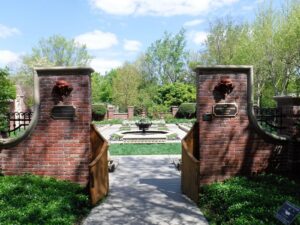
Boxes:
[0,0,283,74]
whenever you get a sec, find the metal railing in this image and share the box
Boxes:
[7,112,33,136]
[254,107,300,133]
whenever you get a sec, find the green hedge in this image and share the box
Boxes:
[199,174,300,225]
[92,104,107,121]
[177,103,196,118]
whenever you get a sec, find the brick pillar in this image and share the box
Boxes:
[194,66,289,186]
[141,108,146,118]
[127,106,134,119]
[274,96,300,138]
[107,107,115,119]
[0,67,93,185]
[274,96,300,171]
[171,106,179,117]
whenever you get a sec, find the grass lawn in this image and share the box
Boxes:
[199,174,300,225]
[0,174,91,225]
[109,143,181,155]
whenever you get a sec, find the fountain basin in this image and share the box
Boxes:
[121,130,168,143]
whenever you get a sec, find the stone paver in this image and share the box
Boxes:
[83,155,208,225]
[165,124,187,140]
[97,124,121,141]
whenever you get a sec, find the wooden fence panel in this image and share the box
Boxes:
[181,122,200,204]
[89,124,109,205]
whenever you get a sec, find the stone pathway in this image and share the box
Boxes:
[83,155,208,225]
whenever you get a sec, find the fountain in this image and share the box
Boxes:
[109,119,179,143]
[135,118,152,133]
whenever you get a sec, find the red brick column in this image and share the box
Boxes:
[195,66,290,185]
[274,96,300,138]
[171,106,179,117]
[274,96,300,171]
[107,107,115,119]
[0,67,93,185]
[127,106,134,119]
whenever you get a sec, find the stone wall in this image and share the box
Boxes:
[0,67,93,185]
[195,66,298,185]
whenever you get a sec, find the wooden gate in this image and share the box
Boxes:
[181,122,200,204]
[89,124,109,205]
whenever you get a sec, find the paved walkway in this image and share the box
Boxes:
[83,155,208,225]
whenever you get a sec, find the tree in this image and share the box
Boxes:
[0,68,16,132]
[275,0,300,95]
[91,72,103,104]
[112,63,142,111]
[14,35,93,107]
[142,29,189,84]
[23,35,92,67]
[154,82,196,107]
[91,69,117,104]
[194,1,300,106]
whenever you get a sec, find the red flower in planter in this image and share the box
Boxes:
[213,77,235,102]
[51,80,73,104]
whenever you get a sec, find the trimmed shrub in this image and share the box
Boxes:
[177,103,196,118]
[92,104,107,121]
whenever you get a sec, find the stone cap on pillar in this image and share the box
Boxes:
[274,96,300,105]
[193,65,253,74]
[34,67,94,76]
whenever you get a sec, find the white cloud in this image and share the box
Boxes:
[90,0,239,16]
[191,31,209,45]
[0,24,21,38]
[0,50,20,66]
[183,19,204,27]
[75,30,118,50]
[123,39,142,52]
[91,58,122,74]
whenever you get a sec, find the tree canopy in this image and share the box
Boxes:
[0,68,16,131]
[141,29,189,84]
[112,63,142,111]
[14,35,93,107]
[23,35,92,67]
[195,1,300,106]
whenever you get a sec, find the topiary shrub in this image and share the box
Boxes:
[176,103,196,118]
[92,104,107,121]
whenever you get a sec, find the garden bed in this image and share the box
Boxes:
[199,174,300,225]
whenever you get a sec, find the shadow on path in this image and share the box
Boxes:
[83,156,208,225]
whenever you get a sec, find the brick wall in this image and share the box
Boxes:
[106,106,134,120]
[0,67,93,185]
[195,67,298,185]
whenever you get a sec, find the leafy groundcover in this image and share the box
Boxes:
[0,174,91,225]
[199,174,300,225]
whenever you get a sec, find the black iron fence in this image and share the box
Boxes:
[6,112,33,136]
[254,107,300,134]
